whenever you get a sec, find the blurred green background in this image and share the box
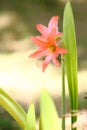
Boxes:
[0,0,87,129]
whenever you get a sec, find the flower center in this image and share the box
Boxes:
[49,45,56,52]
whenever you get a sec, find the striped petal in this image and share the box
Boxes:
[29,49,50,58]
[52,56,60,67]
[36,24,49,36]
[48,16,59,34]
[47,28,56,43]
[56,46,68,54]
[42,54,53,72]
[31,37,47,48]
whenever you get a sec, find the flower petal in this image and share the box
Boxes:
[42,54,53,72]
[47,28,56,43]
[48,16,59,34]
[29,49,50,58]
[36,24,49,36]
[52,56,60,67]
[31,36,47,48]
[56,47,68,54]
[36,35,47,43]
[56,32,63,37]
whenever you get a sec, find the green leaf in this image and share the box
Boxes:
[24,104,36,130]
[0,88,26,129]
[40,90,61,130]
[63,1,78,124]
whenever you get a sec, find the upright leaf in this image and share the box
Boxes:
[0,88,26,129]
[40,90,61,130]
[24,104,36,130]
[63,1,78,126]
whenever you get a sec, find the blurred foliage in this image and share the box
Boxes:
[0,0,59,7]
[0,108,21,130]
[0,118,15,130]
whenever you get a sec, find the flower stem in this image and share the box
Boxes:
[61,54,66,130]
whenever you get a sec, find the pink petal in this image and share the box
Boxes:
[42,55,53,72]
[47,28,56,43]
[48,16,59,34]
[36,24,49,36]
[56,47,68,54]
[31,37,47,48]
[52,56,60,67]
[36,35,47,43]
[42,63,48,72]
[56,32,63,37]
[29,49,50,58]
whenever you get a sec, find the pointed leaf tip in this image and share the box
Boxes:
[40,90,61,130]
[24,104,36,130]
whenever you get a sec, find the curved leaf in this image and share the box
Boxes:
[0,88,26,129]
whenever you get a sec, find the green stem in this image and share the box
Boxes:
[61,54,66,130]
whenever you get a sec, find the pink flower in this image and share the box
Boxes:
[29,16,68,72]
[36,16,62,38]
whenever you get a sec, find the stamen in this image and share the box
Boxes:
[48,45,56,52]
[36,58,44,68]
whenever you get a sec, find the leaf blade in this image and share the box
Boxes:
[40,90,61,130]
[0,88,26,129]
[24,104,36,130]
[63,1,78,125]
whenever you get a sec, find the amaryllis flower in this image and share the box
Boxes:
[36,16,62,38]
[29,26,68,72]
